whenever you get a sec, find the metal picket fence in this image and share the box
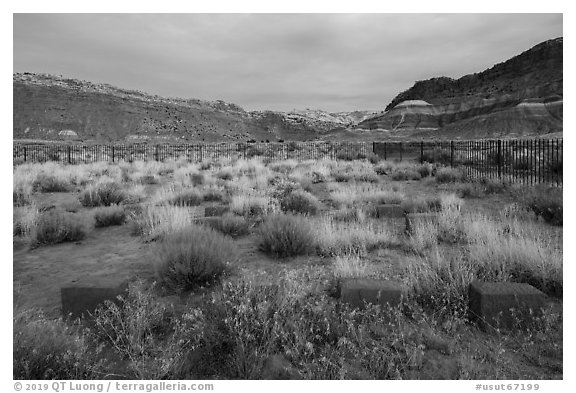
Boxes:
[13,138,562,186]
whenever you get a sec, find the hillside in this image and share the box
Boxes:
[13,73,370,143]
[357,38,563,138]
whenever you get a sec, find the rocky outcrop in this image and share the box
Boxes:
[358,38,563,138]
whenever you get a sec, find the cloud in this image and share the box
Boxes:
[13,13,562,112]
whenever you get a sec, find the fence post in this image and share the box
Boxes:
[23,146,27,162]
[497,140,502,179]
[154,145,159,161]
[67,145,71,164]
[372,141,376,155]
[450,141,454,167]
[111,146,115,163]
[383,142,387,160]
[420,141,424,163]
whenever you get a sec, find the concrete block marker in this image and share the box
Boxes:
[61,281,129,319]
[405,212,438,234]
[469,280,548,331]
[339,278,404,309]
[375,204,405,219]
[205,205,230,217]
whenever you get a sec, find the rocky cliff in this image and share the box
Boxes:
[357,38,563,138]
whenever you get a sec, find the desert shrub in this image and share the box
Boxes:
[329,182,404,207]
[401,196,442,213]
[313,216,393,256]
[416,163,434,178]
[137,175,158,185]
[214,276,417,380]
[216,169,234,181]
[205,214,250,238]
[155,226,237,291]
[13,188,32,207]
[280,190,321,216]
[190,172,205,186]
[421,148,451,165]
[14,308,104,379]
[202,188,226,202]
[332,207,368,223]
[269,178,300,200]
[79,181,127,207]
[435,167,465,183]
[522,186,562,226]
[34,210,88,245]
[464,216,563,297]
[13,205,39,237]
[169,189,204,207]
[479,177,508,194]
[230,194,277,218]
[132,205,197,240]
[373,161,393,175]
[454,183,481,199]
[405,247,473,318]
[391,168,421,181]
[93,206,126,227]
[258,213,315,258]
[93,281,205,379]
[32,173,69,193]
[333,252,372,278]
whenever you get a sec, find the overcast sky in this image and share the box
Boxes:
[13,13,562,112]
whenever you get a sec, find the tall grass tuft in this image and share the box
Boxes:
[155,226,237,291]
[258,213,315,258]
[34,210,89,245]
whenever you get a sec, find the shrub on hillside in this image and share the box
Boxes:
[14,309,104,379]
[280,190,321,216]
[34,211,88,245]
[258,213,315,258]
[155,226,237,291]
[79,181,127,207]
[32,174,69,193]
[94,206,126,227]
[190,173,205,186]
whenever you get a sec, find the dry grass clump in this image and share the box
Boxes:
[168,189,204,207]
[14,308,104,379]
[333,252,373,279]
[465,216,562,296]
[521,185,562,226]
[154,226,237,291]
[133,204,199,240]
[258,213,315,258]
[79,179,127,207]
[230,194,278,218]
[32,173,69,192]
[313,216,393,256]
[93,206,126,227]
[435,167,466,183]
[204,214,250,238]
[13,204,40,237]
[405,247,474,318]
[331,161,378,183]
[279,190,321,216]
[93,281,205,379]
[34,210,89,245]
[406,209,562,298]
[329,182,405,208]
